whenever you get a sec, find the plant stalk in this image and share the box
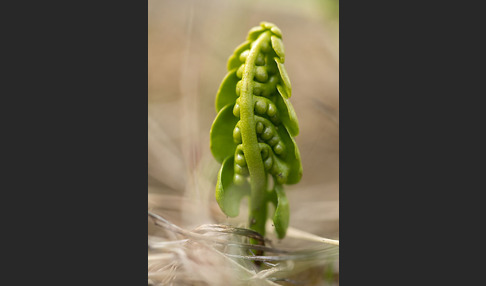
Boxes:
[239,31,271,241]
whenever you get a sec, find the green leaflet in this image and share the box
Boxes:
[247,26,265,41]
[215,69,239,112]
[271,35,285,63]
[276,84,299,136]
[210,22,302,240]
[274,125,302,185]
[216,156,250,217]
[210,103,238,163]
[227,41,251,71]
[275,57,292,97]
[270,26,282,38]
[273,184,289,239]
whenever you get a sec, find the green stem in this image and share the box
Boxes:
[239,31,271,239]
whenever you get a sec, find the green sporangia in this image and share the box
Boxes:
[210,22,302,241]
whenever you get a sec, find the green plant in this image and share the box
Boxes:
[210,22,302,242]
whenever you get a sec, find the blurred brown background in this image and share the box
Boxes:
[148,0,339,241]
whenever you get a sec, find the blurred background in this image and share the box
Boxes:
[148,0,338,284]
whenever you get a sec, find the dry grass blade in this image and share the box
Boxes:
[148,211,338,285]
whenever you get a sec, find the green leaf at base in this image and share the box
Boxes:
[216,156,250,217]
[273,184,289,239]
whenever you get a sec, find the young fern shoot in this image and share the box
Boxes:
[210,22,302,242]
